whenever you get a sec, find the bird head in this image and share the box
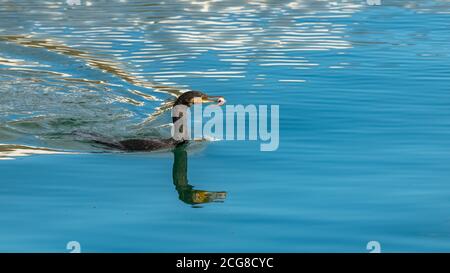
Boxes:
[174,91,226,107]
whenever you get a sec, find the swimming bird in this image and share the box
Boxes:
[83,91,225,152]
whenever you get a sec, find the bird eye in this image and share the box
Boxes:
[217,97,226,106]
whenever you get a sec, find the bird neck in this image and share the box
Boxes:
[171,104,190,141]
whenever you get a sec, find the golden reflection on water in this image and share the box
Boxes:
[0,144,76,160]
[0,0,363,159]
[0,35,188,123]
[0,0,371,130]
[0,35,184,96]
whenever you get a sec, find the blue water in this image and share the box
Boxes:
[1,0,450,252]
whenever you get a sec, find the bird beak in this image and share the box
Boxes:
[202,96,226,106]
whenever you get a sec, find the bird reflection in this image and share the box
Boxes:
[172,146,226,206]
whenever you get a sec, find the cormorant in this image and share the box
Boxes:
[82,91,225,152]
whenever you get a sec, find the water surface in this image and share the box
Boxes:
[1,0,450,252]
